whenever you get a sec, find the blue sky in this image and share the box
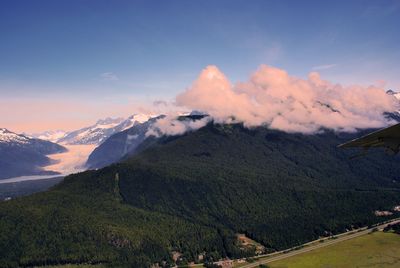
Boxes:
[1,0,400,132]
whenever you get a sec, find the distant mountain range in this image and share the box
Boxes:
[85,114,208,169]
[86,115,163,169]
[32,114,155,146]
[84,91,400,170]
[0,128,67,179]
[30,130,68,143]
[6,89,400,179]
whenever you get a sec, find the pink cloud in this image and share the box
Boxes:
[3,65,398,136]
[146,114,211,137]
[176,65,399,133]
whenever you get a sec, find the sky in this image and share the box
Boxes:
[1,0,400,133]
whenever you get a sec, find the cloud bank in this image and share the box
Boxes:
[146,114,211,137]
[45,144,96,175]
[175,65,398,134]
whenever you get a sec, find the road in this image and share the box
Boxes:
[239,218,400,268]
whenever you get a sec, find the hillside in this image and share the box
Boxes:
[1,123,400,267]
[0,129,67,179]
[0,177,64,200]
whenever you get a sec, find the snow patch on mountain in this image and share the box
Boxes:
[56,114,156,145]
[0,128,30,144]
[31,130,67,143]
[0,128,67,179]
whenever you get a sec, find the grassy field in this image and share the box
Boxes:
[268,232,400,268]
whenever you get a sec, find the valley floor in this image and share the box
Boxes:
[231,225,400,268]
[44,144,96,174]
[166,219,400,268]
[39,229,400,268]
[266,231,400,268]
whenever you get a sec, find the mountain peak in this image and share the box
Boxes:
[30,130,67,143]
[56,114,157,145]
[0,128,30,144]
[127,114,154,124]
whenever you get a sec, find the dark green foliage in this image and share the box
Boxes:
[383,222,400,234]
[0,170,223,267]
[1,123,400,267]
[119,124,400,250]
[0,177,64,200]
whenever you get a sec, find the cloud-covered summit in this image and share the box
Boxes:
[175,65,398,134]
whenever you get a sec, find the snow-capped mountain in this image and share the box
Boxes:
[57,114,155,145]
[0,128,67,179]
[30,130,67,143]
[0,128,67,155]
[86,115,164,169]
[0,128,31,145]
[86,113,207,169]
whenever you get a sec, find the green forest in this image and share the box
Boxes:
[1,123,400,267]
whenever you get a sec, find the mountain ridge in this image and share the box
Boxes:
[0,128,67,179]
[85,115,164,169]
[31,114,156,146]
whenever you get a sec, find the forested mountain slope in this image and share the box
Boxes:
[120,123,400,248]
[1,123,400,267]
